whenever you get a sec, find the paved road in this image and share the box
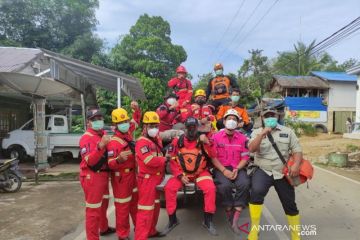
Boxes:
[62,166,360,240]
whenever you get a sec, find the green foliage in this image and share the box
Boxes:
[346,144,360,153]
[194,73,213,92]
[70,115,84,133]
[110,14,187,83]
[0,0,99,51]
[284,118,317,137]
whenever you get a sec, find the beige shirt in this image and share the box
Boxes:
[249,124,302,179]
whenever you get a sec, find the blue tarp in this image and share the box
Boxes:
[284,97,327,111]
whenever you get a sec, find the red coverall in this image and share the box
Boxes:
[167,77,193,107]
[164,136,217,216]
[134,136,166,240]
[191,103,215,136]
[79,128,111,240]
[156,103,179,132]
[106,109,141,238]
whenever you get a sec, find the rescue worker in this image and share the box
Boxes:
[247,108,303,240]
[107,101,141,240]
[79,109,115,240]
[211,109,250,234]
[156,93,180,132]
[162,117,218,236]
[191,89,216,135]
[168,65,193,107]
[206,63,239,110]
[216,88,252,132]
[135,111,167,240]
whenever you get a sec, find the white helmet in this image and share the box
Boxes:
[224,109,241,121]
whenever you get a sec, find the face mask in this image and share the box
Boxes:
[117,122,130,133]
[264,117,278,128]
[147,128,159,138]
[186,129,198,140]
[91,120,104,130]
[215,69,223,76]
[166,98,177,106]
[196,99,206,105]
[231,96,240,102]
[225,119,238,130]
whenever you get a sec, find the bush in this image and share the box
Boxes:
[346,144,360,153]
[284,118,317,137]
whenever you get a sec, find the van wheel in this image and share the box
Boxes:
[9,146,26,161]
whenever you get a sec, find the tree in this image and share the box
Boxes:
[194,73,213,92]
[238,49,271,106]
[110,14,187,83]
[0,0,99,52]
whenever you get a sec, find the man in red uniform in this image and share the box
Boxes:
[162,117,218,236]
[107,101,141,240]
[156,93,180,132]
[79,109,115,240]
[167,65,193,107]
[191,89,216,135]
[135,111,167,240]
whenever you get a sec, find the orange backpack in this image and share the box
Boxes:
[211,76,230,98]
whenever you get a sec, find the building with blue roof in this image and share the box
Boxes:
[270,71,357,133]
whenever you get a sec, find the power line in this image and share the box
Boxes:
[207,0,246,62]
[215,0,265,61]
[221,0,279,61]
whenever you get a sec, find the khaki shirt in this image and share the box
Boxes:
[249,124,302,179]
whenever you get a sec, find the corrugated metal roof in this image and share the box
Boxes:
[272,75,329,89]
[311,71,357,82]
[0,47,42,72]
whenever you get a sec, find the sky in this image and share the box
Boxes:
[95,0,360,82]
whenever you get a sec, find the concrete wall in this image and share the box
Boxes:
[328,81,356,111]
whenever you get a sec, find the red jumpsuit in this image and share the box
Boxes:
[156,103,179,132]
[79,128,111,240]
[134,136,166,240]
[164,136,217,216]
[191,103,216,136]
[107,109,141,239]
[167,77,193,107]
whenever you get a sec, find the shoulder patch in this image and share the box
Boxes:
[140,146,150,154]
[279,133,289,138]
[107,150,114,157]
[81,147,87,155]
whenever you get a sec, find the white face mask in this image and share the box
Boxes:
[225,119,238,130]
[166,98,177,106]
[147,128,159,138]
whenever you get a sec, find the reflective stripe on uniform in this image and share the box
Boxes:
[108,158,117,162]
[241,152,249,157]
[138,204,155,210]
[111,136,126,145]
[114,195,132,203]
[103,194,110,199]
[84,132,94,137]
[85,201,102,208]
[154,199,160,204]
[85,156,89,162]
[133,187,138,193]
[144,155,154,164]
[144,172,161,178]
[196,176,213,183]
[115,172,120,177]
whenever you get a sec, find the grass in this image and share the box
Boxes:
[284,118,317,137]
[346,144,360,153]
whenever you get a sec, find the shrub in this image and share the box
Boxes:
[284,118,317,137]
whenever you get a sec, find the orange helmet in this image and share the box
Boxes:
[214,63,223,70]
[176,65,187,74]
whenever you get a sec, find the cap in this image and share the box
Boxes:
[184,116,199,127]
[261,108,278,116]
[86,109,103,120]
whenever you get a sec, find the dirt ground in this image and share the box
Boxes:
[0,181,84,240]
[1,133,360,240]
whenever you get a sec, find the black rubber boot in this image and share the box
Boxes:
[202,212,218,236]
[100,226,116,236]
[161,212,180,235]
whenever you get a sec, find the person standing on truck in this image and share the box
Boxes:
[216,88,252,132]
[79,109,115,240]
[206,63,239,111]
[162,117,218,236]
[247,108,302,240]
[107,101,141,240]
[211,109,250,234]
[134,111,167,240]
[167,65,193,108]
[191,89,216,135]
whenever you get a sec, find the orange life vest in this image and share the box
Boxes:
[211,76,231,100]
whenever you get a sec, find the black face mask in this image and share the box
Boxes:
[196,99,206,105]
[186,128,198,140]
